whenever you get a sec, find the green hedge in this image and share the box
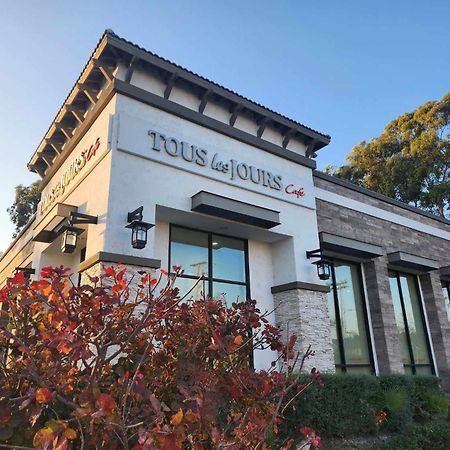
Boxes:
[277,374,444,440]
[365,420,450,450]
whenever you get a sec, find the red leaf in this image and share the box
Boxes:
[155,432,184,450]
[10,271,26,285]
[103,266,116,277]
[170,409,183,426]
[57,340,72,355]
[40,266,54,278]
[36,388,52,404]
[300,426,314,437]
[95,393,117,415]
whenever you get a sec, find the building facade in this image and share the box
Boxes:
[1,31,449,386]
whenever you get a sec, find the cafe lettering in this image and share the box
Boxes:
[148,129,283,191]
[39,138,100,214]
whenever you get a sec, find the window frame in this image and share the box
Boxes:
[168,224,251,301]
[389,270,435,375]
[441,281,450,323]
[444,283,450,299]
[328,259,375,374]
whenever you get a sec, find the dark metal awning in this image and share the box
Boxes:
[387,251,439,273]
[191,191,280,229]
[319,232,383,261]
[33,203,77,243]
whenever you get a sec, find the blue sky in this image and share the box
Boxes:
[0,0,449,251]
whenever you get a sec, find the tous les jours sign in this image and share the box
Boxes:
[148,130,305,198]
[39,138,100,214]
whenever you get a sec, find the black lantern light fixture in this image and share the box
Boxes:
[60,212,98,254]
[60,226,83,254]
[126,206,154,249]
[306,248,332,281]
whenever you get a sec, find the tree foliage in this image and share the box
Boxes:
[326,93,450,218]
[0,265,323,449]
[7,180,41,237]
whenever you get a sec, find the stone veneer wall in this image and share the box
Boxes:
[80,261,158,294]
[273,288,335,373]
[314,173,450,233]
[316,200,450,265]
[363,256,404,374]
[315,179,450,387]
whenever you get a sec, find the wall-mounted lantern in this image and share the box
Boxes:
[125,206,154,250]
[306,248,332,281]
[60,212,98,254]
[60,226,84,254]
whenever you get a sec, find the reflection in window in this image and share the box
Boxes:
[326,261,374,374]
[170,228,208,277]
[443,284,450,324]
[389,271,434,375]
[170,225,249,305]
[212,236,245,282]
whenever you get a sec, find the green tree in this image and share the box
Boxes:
[326,93,450,218]
[7,180,41,237]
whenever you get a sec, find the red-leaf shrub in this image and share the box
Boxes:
[0,266,323,449]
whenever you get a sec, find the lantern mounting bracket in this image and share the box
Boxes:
[14,267,36,278]
[127,206,144,223]
[69,212,98,226]
[306,248,322,259]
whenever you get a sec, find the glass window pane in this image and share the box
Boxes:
[173,277,208,302]
[399,275,430,365]
[213,282,247,305]
[326,280,342,365]
[443,285,450,324]
[403,366,414,375]
[389,273,411,365]
[415,366,433,375]
[171,227,208,277]
[334,263,371,365]
[212,235,245,282]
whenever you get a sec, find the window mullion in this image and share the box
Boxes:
[208,232,213,298]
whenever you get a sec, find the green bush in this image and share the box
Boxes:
[277,374,443,440]
[365,420,450,450]
[415,389,449,417]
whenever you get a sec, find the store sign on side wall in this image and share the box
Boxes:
[148,130,306,199]
[39,138,101,214]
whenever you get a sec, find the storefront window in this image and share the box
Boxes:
[326,261,374,374]
[388,271,434,375]
[443,283,450,324]
[170,225,249,305]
